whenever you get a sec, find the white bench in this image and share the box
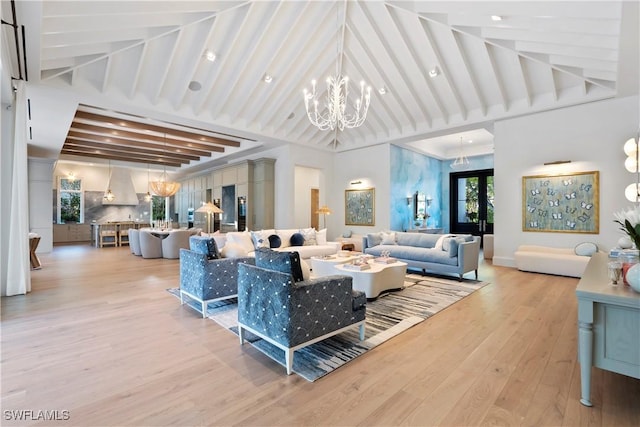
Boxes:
[514,245,594,278]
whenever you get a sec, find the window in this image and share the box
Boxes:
[152,195,166,222]
[58,176,84,223]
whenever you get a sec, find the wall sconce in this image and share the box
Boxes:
[426,195,433,206]
[350,180,362,185]
[406,197,412,206]
[543,160,572,166]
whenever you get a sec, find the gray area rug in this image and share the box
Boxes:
[167,273,488,382]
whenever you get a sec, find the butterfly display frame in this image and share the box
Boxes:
[522,170,599,233]
[345,188,375,226]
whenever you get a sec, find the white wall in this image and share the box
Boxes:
[28,159,56,252]
[53,162,158,193]
[331,144,391,240]
[493,95,639,268]
[293,166,320,228]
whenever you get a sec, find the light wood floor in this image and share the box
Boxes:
[2,244,639,427]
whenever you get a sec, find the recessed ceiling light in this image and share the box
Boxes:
[204,50,216,62]
[491,15,503,21]
[263,74,273,83]
[378,87,387,95]
[188,81,202,91]
[428,67,440,78]
[468,139,473,143]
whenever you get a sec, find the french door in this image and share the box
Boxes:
[450,169,494,238]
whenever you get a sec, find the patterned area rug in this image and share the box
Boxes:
[167,273,487,382]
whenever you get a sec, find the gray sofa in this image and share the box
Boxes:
[362,231,481,279]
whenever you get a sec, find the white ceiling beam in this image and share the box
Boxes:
[347,12,415,131]
[152,29,182,104]
[480,27,620,50]
[226,1,311,120]
[483,43,508,111]
[245,4,335,128]
[194,5,255,113]
[517,56,532,107]
[356,1,428,130]
[128,42,149,99]
[452,30,486,117]
[418,18,467,120]
[209,1,282,119]
[176,17,220,109]
[100,54,112,93]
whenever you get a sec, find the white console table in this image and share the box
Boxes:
[576,252,640,407]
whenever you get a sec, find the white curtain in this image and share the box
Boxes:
[5,80,30,296]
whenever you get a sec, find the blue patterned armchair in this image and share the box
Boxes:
[179,236,254,318]
[237,248,366,375]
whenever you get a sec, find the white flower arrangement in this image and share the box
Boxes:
[614,206,640,248]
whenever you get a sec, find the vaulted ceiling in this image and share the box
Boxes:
[2,1,636,171]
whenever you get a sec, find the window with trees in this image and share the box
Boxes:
[58,176,84,223]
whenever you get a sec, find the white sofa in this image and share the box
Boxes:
[206,228,339,260]
[514,244,597,278]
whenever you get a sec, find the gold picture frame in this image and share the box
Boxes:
[345,188,375,226]
[522,170,599,233]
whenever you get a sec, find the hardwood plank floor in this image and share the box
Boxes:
[2,244,639,426]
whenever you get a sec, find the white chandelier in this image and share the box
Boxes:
[304,75,371,131]
[303,1,371,131]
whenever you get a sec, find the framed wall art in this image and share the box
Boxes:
[522,170,599,233]
[345,188,375,226]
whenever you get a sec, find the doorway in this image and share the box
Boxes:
[310,188,319,230]
[450,169,494,238]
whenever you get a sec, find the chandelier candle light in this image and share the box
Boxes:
[303,1,371,131]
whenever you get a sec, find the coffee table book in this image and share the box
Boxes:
[374,257,397,264]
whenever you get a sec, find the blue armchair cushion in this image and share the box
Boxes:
[180,249,254,300]
[268,234,282,248]
[255,248,304,282]
[189,235,219,259]
[290,232,305,246]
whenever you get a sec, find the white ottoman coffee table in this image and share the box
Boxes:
[334,260,408,299]
[310,254,360,277]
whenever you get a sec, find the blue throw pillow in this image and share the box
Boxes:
[254,248,304,282]
[189,236,219,259]
[268,234,281,248]
[290,232,305,247]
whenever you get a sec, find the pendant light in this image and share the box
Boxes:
[144,164,152,202]
[150,134,181,197]
[103,159,115,201]
[450,137,471,170]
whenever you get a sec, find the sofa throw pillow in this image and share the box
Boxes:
[367,232,383,248]
[227,231,255,254]
[268,234,282,248]
[380,231,397,245]
[435,234,456,250]
[189,235,219,259]
[276,229,296,248]
[575,242,598,257]
[250,230,270,249]
[300,228,317,246]
[342,230,352,238]
[221,242,248,258]
[443,236,465,257]
[290,232,305,246]
[316,228,327,245]
[255,248,304,282]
